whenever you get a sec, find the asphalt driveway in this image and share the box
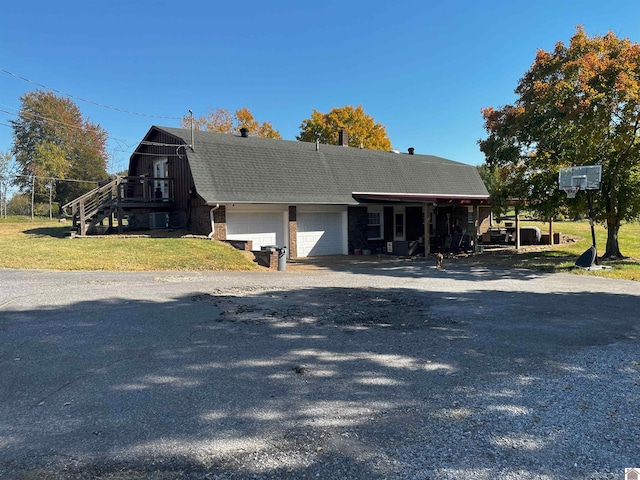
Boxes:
[0,262,638,479]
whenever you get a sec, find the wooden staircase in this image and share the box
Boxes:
[62,179,118,236]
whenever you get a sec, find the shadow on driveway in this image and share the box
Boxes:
[1,281,638,479]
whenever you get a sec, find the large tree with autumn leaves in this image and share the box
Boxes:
[297,105,392,151]
[11,90,109,208]
[181,107,281,139]
[479,27,640,259]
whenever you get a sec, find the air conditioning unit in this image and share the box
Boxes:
[149,212,169,229]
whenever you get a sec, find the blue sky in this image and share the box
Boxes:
[1,0,638,174]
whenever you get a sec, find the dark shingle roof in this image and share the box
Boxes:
[152,126,488,204]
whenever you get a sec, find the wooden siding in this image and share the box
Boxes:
[129,129,196,211]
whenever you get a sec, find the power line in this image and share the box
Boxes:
[0,105,145,153]
[1,68,182,120]
[1,103,188,163]
[0,105,109,138]
[11,173,101,184]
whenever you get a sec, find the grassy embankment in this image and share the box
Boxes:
[0,217,638,280]
[0,217,259,271]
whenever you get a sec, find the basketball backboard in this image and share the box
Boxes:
[558,165,602,191]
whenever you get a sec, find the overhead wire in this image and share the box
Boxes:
[0,105,185,160]
[1,68,182,120]
[0,75,190,170]
[11,173,100,184]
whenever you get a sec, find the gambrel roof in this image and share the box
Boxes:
[138,126,489,205]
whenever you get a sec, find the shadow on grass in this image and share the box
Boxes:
[23,226,69,238]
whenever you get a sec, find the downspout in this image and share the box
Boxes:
[207,204,220,239]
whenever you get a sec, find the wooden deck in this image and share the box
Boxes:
[62,176,175,235]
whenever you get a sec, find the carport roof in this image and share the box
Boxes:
[136,126,489,205]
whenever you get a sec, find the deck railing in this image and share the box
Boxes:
[62,176,174,235]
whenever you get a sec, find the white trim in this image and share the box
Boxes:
[341,211,348,255]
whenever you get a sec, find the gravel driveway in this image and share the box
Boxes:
[0,261,638,479]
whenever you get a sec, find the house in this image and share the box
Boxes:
[64,126,491,258]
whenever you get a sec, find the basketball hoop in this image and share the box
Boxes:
[563,186,579,199]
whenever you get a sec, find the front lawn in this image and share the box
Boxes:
[0,218,259,271]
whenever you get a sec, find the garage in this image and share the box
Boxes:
[226,207,286,250]
[296,209,346,257]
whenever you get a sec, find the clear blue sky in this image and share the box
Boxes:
[1,0,638,174]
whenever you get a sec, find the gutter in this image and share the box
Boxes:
[351,192,490,201]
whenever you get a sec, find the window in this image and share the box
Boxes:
[368,211,382,239]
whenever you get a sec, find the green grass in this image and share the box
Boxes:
[0,218,260,271]
[1,217,638,280]
[485,220,640,281]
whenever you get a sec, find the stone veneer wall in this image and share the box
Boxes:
[288,206,297,258]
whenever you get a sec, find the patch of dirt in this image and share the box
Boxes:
[192,288,438,330]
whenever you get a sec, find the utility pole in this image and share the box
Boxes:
[48,179,53,220]
[31,175,35,220]
[189,109,195,151]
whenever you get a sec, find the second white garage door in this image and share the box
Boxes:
[297,211,344,257]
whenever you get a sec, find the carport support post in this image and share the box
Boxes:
[473,204,479,253]
[423,204,431,256]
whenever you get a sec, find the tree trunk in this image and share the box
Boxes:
[603,215,623,259]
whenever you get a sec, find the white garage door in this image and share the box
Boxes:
[297,211,344,257]
[226,210,284,250]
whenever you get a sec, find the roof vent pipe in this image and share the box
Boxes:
[240,127,249,138]
[315,139,319,151]
[408,147,415,155]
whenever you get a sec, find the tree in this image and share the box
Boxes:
[10,90,109,208]
[0,150,17,218]
[297,105,392,151]
[181,107,281,139]
[479,26,640,259]
[476,164,511,217]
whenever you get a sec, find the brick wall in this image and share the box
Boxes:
[348,206,368,253]
[213,205,226,240]
[190,205,227,238]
